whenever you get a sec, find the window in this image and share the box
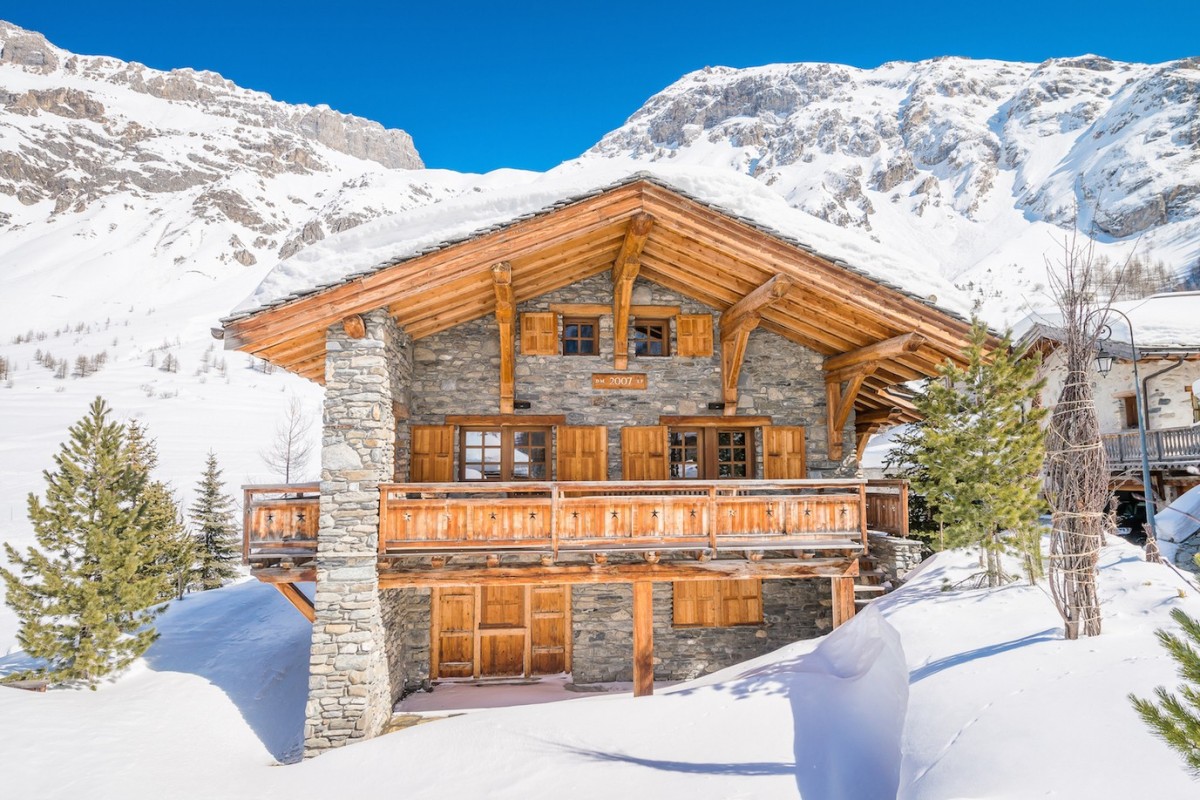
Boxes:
[562,317,598,356]
[460,427,550,481]
[1120,395,1139,429]
[673,579,763,627]
[668,427,756,480]
[632,319,669,357]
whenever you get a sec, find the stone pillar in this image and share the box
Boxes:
[303,310,405,757]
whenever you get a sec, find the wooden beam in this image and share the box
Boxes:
[376,557,859,588]
[612,213,655,370]
[548,303,680,317]
[273,582,316,623]
[658,415,773,427]
[854,408,903,426]
[823,333,927,373]
[826,365,874,462]
[718,274,795,414]
[492,262,515,414]
[341,314,366,340]
[632,581,654,697]
[443,414,567,426]
[831,576,856,628]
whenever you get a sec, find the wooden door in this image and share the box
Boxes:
[432,587,475,678]
[530,585,571,674]
[478,586,526,677]
[432,585,571,679]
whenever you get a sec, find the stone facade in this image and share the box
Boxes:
[303,310,407,757]
[571,580,830,684]
[380,587,431,695]
[867,533,926,585]
[409,273,857,477]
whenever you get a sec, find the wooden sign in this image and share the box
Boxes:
[592,373,647,390]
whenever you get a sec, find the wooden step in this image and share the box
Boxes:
[854,584,886,594]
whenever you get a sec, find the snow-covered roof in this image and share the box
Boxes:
[1014,292,1200,354]
[226,163,973,323]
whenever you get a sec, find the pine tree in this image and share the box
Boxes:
[0,398,171,686]
[887,320,1048,586]
[123,421,197,601]
[1130,608,1200,774]
[189,452,240,590]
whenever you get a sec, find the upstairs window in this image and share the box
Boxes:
[460,427,549,481]
[632,319,670,357]
[1120,395,1139,429]
[562,318,599,356]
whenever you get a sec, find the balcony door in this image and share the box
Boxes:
[668,427,755,480]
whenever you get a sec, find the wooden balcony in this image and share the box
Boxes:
[242,479,913,572]
[242,483,320,567]
[379,479,872,557]
[1103,426,1200,470]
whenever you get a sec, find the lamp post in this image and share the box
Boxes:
[1092,308,1160,563]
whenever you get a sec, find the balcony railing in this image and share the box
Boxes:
[241,479,915,569]
[379,480,870,557]
[1103,426,1200,469]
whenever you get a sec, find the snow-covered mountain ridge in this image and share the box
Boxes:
[584,56,1200,319]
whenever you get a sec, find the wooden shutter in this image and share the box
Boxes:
[676,314,713,357]
[720,579,763,625]
[763,425,807,479]
[410,424,454,482]
[673,581,718,627]
[557,425,608,481]
[621,425,668,480]
[520,312,558,355]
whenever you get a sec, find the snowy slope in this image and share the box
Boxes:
[1,538,1197,798]
[584,57,1200,324]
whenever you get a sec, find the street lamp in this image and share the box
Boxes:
[1092,308,1160,562]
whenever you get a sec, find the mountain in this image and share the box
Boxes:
[583,56,1200,319]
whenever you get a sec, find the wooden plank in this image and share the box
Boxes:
[658,415,772,427]
[823,332,927,373]
[549,303,681,317]
[444,414,567,426]
[492,263,515,414]
[376,557,860,588]
[763,426,807,479]
[720,273,795,337]
[273,583,316,623]
[632,581,654,697]
[556,426,608,481]
[621,426,669,481]
[612,213,655,370]
[831,576,856,628]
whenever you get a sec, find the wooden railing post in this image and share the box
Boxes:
[632,581,654,697]
[243,487,252,565]
[831,576,856,628]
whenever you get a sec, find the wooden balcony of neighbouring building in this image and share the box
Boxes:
[1103,426,1200,470]
[242,479,910,582]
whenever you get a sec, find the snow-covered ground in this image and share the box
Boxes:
[2,537,1197,799]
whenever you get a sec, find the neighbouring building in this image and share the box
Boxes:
[217,168,977,757]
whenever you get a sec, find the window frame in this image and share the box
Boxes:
[561,316,600,357]
[631,318,671,357]
[459,426,551,482]
[668,427,757,480]
[1119,394,1139,429]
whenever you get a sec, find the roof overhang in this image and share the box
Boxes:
[220,178,985,422]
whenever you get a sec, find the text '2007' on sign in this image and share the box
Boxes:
[592,373,648,390]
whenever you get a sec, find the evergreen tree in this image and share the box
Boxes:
[189,452,240,590]
[887,321,1048,586]
[123,421,197,601]
[0,398,171,686]
[1130,608,1200,774]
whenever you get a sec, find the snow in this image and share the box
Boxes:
[1158,485,1200,544]
[1015,292,1200,350]
[232,163,976,322]
[3,537,1200,798]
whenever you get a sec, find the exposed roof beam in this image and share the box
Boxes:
[612,213,655,369]
[719,274,795,414]
[492,262,515,413]
[823,333,927,373]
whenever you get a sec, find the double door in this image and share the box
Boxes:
[432,584,571,679]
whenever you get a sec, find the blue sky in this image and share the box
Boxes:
[4,1,1197,173]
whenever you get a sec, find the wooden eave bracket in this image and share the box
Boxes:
[492,262,515,413]
[718,274,794,415]
[612,213,654,370]
[854,408,903,460]
[823,334,926,461]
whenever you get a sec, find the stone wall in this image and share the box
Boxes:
[868,533,926,585]
[408,274,857,477]
[380,587,431,695]
[303,310,402,757]
[570,579,831,684]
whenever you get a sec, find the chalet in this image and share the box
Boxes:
[218,168,977,757]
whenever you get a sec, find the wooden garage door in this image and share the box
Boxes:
[432,585,571,679]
